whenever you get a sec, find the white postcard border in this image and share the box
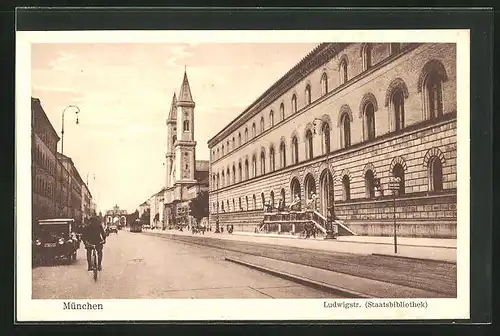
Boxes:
[16,29,470,322]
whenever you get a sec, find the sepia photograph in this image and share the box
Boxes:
[16,29,470,321]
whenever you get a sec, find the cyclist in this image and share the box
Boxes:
[82,216,106,271]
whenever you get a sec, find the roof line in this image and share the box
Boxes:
[206,43,339,145]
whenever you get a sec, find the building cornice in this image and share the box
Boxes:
[207,43,348,146]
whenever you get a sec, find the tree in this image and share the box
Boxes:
[188,191,209,225]
[140,208,150,225]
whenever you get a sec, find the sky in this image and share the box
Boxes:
[31,42,319,213]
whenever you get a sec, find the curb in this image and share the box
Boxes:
[224,256,371,299]
[371,253,456,265]
[230,233,457,249]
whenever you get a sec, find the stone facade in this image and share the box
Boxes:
[207,43,457,238]
[32,97,90,228]
[162,71,209,228]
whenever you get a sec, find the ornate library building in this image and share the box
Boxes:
[207,42,457,238]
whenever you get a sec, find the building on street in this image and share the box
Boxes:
[207,43,457,238]
[31,97,60,223]
[138,200,150,218]
[57,153,84,224]
[81,182,93,223]
[162,71,209,228]
[32,97,94,229]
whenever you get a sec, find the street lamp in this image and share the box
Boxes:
[212,172,220,233]
[313,118,336,240]
[61,105,80,155]
[388,176,402,253]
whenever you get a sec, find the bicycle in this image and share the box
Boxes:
[87,241,105,281]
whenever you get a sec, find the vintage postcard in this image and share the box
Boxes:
[16,29,470,321]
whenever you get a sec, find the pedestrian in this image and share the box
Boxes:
[290,195,301,211]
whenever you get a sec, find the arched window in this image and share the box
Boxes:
[365,170,375,198]
[390,43,401,54]
[269,146,276,172]
[292,94,297,113]
[221,145,225,156]
[216,173,220,189]
[322,122,331,154]
[429,157,443,191]
[305,84,312,105]
[392,89,405,131]
[260,117,265,133]
[321,73,328,96]
[270,191,275,209]
[212,175,216,189]
[305,129,313,160]
[280,141,287,168]
[226,140,230,151]
[221,201,225,212]
[260,151,266,175]
[252,155,257,178]
[425,71,444,120]
[269,110,274,127]
[341,113,351,148]
[232,199,235,212]
[238,132,242,146]
[245,128,248,142]
[217,148,220,158]
[261,192,265,210]
[339,58,348,84]
[232,165,236,184]
[244,159,249,180]
[253,194,257,210]
[392,163,405,195]
[245,196,249,210]
[238,162,242,182]
[232,137,235,150]
[183,120,190,132]
[252,123,256,138]
[364,102,376,141]
[342,175,351,201]
[221,171,225,187]
[280,103,285,121]
[238,197,242,211]
[362,44,372,70]
[292,136,299,164]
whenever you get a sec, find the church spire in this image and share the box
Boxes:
[178,68,194,104]
[167,92,177,121]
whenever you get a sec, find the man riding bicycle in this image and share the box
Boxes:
[82,216,106,271]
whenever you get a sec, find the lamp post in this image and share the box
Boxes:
[213,173,220,233]
[313,118,336,239]
[388,176,402,253]
[61,105,80,155]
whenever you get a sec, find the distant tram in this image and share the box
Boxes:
[130,219,142,233]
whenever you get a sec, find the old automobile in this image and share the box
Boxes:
[33,218,80,265]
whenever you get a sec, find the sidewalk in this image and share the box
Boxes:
[235,232,457,248]
[141,228,457,263]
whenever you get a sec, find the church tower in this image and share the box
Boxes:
[174,70,197,184]
[165,93,177,188]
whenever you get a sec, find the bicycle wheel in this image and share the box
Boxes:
[92,249,98,281]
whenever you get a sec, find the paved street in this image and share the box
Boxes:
[32,230,337,299]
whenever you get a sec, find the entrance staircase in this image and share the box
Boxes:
[260,210,356,238]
